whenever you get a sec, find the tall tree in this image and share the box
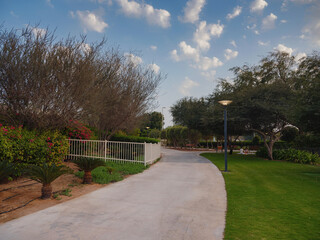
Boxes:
[213,51,296,159]
[294,52,320,135]
[0,25,163,138]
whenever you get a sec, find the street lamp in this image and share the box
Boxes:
[218,100,232,172]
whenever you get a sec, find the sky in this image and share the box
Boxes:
[1,0,320,127]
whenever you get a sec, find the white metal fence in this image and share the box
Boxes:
[67,139,161,166]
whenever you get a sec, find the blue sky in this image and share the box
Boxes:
[1,0,320,127]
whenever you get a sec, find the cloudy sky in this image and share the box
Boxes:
[1,0,320,127]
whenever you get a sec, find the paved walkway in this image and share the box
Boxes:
[0,149,227,240]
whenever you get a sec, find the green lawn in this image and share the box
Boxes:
[201,153,320,240]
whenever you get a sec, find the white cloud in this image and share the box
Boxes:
[198,56,223,70]
[274,44,294,56]
[10,11,18,17]
[31,27,47,38]
[280,20,287,23]
[74,10,108,33]
[299,34,306,39]
[247,24,260,34]
[201,70,216,81]
[302,2,320,46]
[262,13,277,29]
[230,40,237,48]
[80,43,91,54]
[295,52,307,61]
[258,40,269,46]
[226,6,242,20]
[193,21,224,51]
[179,0,206,24]
[124,53,143,66]
[150,45,157,50]
[290,0,316,3]
[179,77,199,96]
[46,0,54,8]
[170,49,180,62]
[250,0,268,13]
[116,0,170,28]
[224,49,238,61]
[171,41,200,62]
[148,63,160,74]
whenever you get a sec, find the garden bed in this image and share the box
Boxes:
[0,160,152,223]
[0,162,103,223]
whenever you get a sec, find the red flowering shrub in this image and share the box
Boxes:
[66,120,92,140]
[0,124,68,176]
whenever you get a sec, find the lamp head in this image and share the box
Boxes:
[218,100,232,106]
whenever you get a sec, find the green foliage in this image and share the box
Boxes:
[281,127,299,142]
[148,129,161,139]
[273,149,320,164]
[256,147,320,164]
[60,188,72,197]
[251,135,261,145]
[160,129,167,139]
[292,134,320,148]
[201,153,320,240]
[110,134,159,143]
[0,125,69,176]
[140,112,163,131]
[75,161,148,184]
[0,160,16,182]
[73,157,106,172]
[26,163,71,185]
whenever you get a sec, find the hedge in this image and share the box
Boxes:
[256,147,320,165]
[110,134,159,144]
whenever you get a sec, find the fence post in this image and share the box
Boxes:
[144,142,147,166]
[104,140,107,162]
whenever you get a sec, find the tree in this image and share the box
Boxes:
[213,51,296,160]
[73,157,106,184]
[139,111,163,131]
[294,52,320,135]
[26,163,71,199]
[0,25,163,138]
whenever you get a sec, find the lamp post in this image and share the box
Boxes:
[218,100,232,172]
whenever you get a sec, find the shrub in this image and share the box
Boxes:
[0,160,16,182]
[66,120,92,140]
[256,147,320,165]
[0,124,69,176]
[110,134,159,144]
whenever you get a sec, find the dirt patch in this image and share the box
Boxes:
[0,162,104,223]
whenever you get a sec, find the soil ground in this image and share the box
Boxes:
[0,162,104,223]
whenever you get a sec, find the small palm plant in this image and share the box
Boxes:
[0,160,16,183]
[73,157,105,184]
[26,163,71,199]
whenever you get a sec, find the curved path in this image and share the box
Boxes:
[0,148,227,240]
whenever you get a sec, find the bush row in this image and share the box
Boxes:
[0,124,69,176]
[256,147,320,165]
[110,134,159,144]
[198,140,289,149]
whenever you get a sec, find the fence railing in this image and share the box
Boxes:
[67,139,161,166]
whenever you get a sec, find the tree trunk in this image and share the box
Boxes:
[41,183,52,199]
[83,171,92,184]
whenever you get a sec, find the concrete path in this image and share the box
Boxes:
[0,149,227,240]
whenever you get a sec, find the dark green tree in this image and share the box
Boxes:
[212,51,296,160]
